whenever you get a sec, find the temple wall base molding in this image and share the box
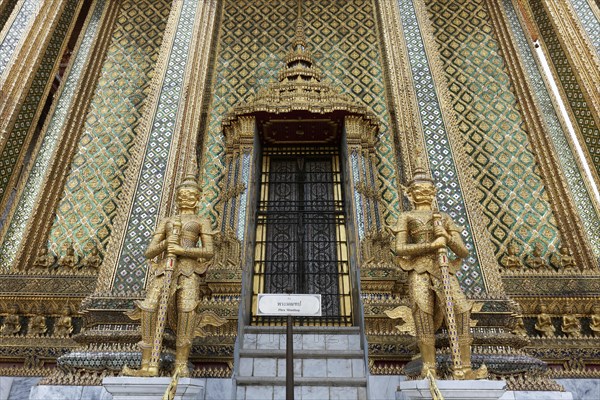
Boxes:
[27,378,232,400]
[397,379,506,400]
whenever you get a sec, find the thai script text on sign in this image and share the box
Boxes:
[257,294,322,316]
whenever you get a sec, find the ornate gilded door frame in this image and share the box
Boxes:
[221,105,382,327]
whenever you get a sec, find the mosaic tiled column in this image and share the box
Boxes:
[422,0,564,268]
[219,115,256,326]
[529,0,600,189]
[0,0,74,133]
[486,0,599,267]
[0,0,91,270]
[0,0,19,32]
[374,0,421,185]
[54,0,232,381]
[568,0,600,57]
[511,0,600,257]
[365,1,502,375]
[0,0,81,223]
[0,0,41,74]
[360,0,554,383]
[0,0,138,272]
[100,0,217,295]
[40,0,172,264]
[393,0,504,296]
[0,0,121,380]
[345,115,384,240]
[220,116,255,245]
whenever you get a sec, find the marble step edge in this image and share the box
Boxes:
[239,349,364,359]
[244,326,360,334]
[235,376,367,387]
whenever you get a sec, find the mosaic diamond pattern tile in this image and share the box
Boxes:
[112,0,199,292]
[46,0,171,259]
[397,0,483,294]
[502,0,600,256]
[530,0,600,179]
[569,0,600,56]
[0,0,40,73]
[200,0,399,228]
[0,0,77,205]
[426,0,560,262]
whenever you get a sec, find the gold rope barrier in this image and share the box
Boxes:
[426,369,445,400]
[162,369,180,400]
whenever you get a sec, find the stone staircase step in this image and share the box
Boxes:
[239,349,364,358]
[243,331,362,351]
[244,326,360,334]
[236,327,367,399]
[237,384,367,400]
[239,356,365,378]
[236,376,367,386]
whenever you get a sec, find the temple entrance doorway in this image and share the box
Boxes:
[250,147,352,326]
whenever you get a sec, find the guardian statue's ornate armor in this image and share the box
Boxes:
[123,174,224,378]
[392,162,485,379]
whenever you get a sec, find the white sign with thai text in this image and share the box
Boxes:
[257,294,322,316]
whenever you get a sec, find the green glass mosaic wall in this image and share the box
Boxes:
[200,0,399,225]
[47,0,171,256]
[425,0,560,258]
[0,0,78,208]
[0,0,19,33]
[530,0,600,179]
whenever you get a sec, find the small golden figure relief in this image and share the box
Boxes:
[561,305,581,338]
[54,306,73,338]
[590,305,600,337]
[534,305,555,338]
[512,315,528,337]
[502,242,523,270]
[122,175,226,378]
[0,305,21,336]
[390,162,486,380]
[33,247,56,269]
[59,243,78,269]
[550,245,575,271]
[81,245,102,272]
[28,308,47,336]
[526,243,549,270]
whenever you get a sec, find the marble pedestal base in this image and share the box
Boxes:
[102,377,204,400]
[499,391,573,400]
[397,379,506,400]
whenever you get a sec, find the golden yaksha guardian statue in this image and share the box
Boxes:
[123,174,225,377]
[391,163,486,380]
